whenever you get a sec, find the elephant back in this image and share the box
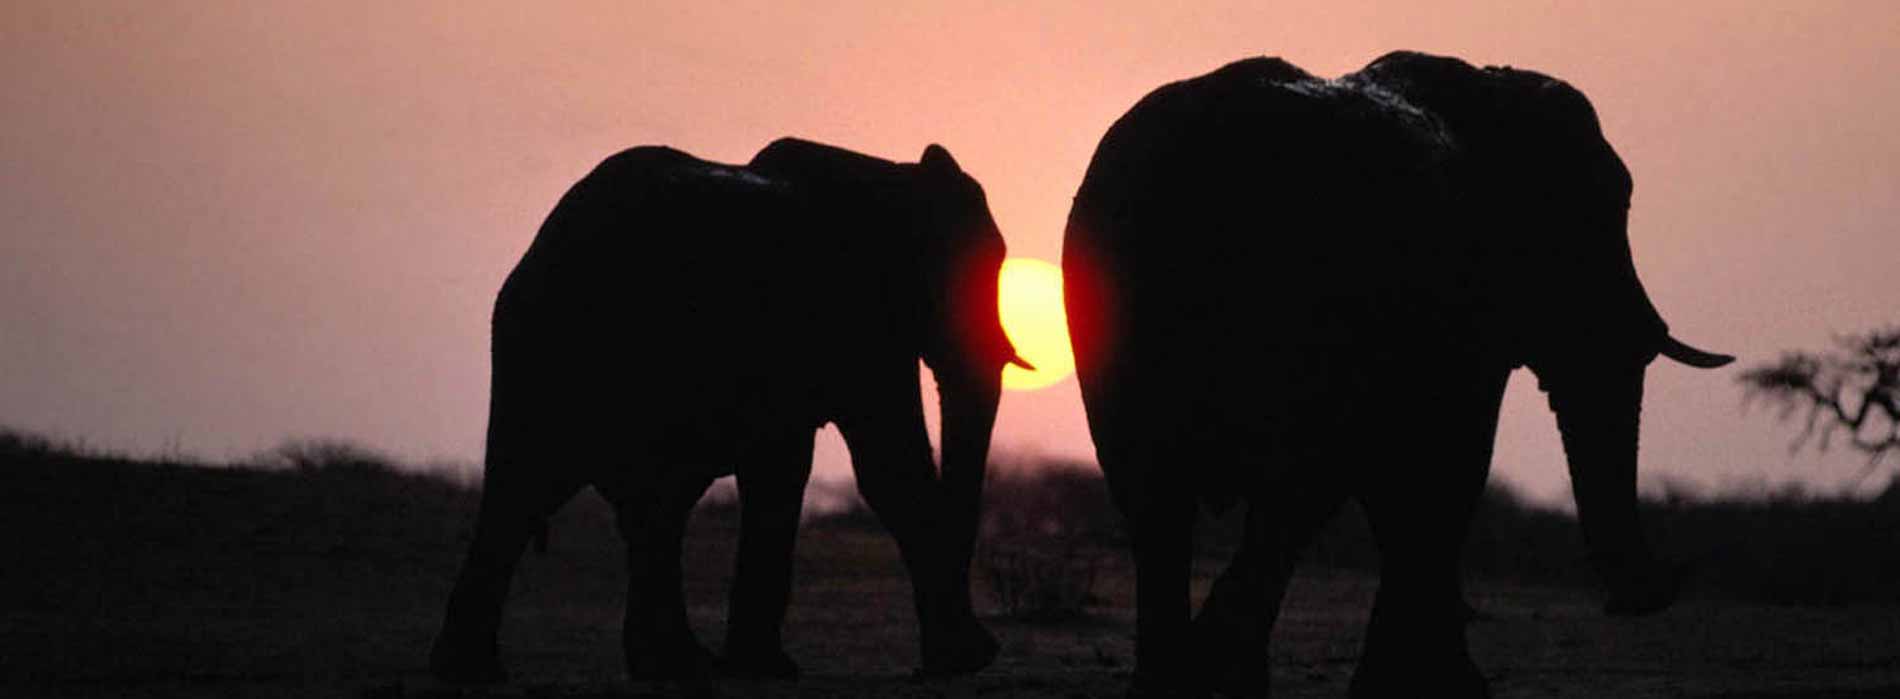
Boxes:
[1065,57,1480,502]
[491,146,834,464]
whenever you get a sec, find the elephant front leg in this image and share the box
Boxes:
[603,472,718,683]
[835,411,998,677]
[721,429,815,679]
[1350,377,1507,698]
[1352,480,1490,699]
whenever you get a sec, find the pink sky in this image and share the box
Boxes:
[3,2,1896,503]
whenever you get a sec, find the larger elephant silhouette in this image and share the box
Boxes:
[1062,52,1733,696]
[431,139,1025,684]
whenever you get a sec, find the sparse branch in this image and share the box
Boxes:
[1740,327,1900,475]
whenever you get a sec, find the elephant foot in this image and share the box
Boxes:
[720,645,801,680]
[1206,659,1271,698]
[625,641,717,682]
[916,619,1000,677]
[1349,656,1488,699]
[1188,594,1272,695]
[428,636,507,685]
[1123,668,1214,699]
[1601,558,1684,617]
[1183,632,1270,697]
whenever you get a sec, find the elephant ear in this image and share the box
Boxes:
[920,144,963,174]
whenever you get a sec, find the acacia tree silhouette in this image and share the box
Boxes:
[1741,327,1900,481]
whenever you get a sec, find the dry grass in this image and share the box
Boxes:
[3,429,1898,697]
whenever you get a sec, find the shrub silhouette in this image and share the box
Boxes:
[975,461,1113,621]
[258,438,400,476]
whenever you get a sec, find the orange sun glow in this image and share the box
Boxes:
[998,257,1076,391]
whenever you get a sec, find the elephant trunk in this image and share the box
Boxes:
[1548,367,1677,615]
[935,366,1003,618]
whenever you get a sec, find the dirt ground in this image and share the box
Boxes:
[5,480,1896,699]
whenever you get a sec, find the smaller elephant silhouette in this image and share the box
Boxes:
[430,139,1025,684]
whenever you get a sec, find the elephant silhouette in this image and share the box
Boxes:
[1062,52,1733,696]
[430,139,1027,684]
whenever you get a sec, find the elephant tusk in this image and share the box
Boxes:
[1007,351,1037,371]
[1658,334,1735,369]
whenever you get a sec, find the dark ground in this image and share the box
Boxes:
[2,432,1897,698]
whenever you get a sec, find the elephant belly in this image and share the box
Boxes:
[631,365,826,476]
[1111,321,1394,505]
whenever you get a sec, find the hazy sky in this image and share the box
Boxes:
[4,2,1896,503]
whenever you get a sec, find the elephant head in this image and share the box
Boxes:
[1359,52,1733,610]
[747,139,1025,663]
[909,145,1034,610]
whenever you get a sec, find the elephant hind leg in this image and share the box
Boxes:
[1193,481,1345,694]
[431,460,584,684]
[598,470,718,683]
[1096,456,1199,695]
[1125,494,1198,695]
[721,429,815,680]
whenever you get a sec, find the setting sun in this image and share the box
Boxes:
[998,257,1075,391]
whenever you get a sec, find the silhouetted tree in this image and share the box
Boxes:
[1741,326,1900,481]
